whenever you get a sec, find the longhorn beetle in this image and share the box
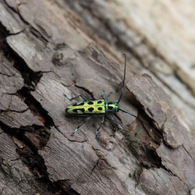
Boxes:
[64,54,157,137]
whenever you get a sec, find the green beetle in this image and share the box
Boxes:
[64,54,153,137]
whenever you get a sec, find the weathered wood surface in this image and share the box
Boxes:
[0,0,195,195]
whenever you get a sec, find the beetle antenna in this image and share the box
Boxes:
[117,54,126,103]
[119,108,162,138]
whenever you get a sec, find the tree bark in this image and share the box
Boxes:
[0,0,195,195]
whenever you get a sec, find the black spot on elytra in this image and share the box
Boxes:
[108,106,113,110]
[73,108,85,113]
[97,101,102,104]
[88,101,93,105]
[73,109,77,113]
[78,102,84,106]
[72,103,77,106]
[98,107,103,110]
[88,107,94,112]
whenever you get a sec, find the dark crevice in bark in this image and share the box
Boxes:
[75,84,95,100]
[0,23,12,59]
[17,87,54,129]
[0,120,74,194]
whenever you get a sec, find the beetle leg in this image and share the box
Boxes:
[108,114,122,130]
[106,92,112,102]
[64,94,88,101]
[96,115,105,137]
[71,117,91,136]
[101,90,105,99]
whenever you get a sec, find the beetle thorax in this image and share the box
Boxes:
[106,102,119,113]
